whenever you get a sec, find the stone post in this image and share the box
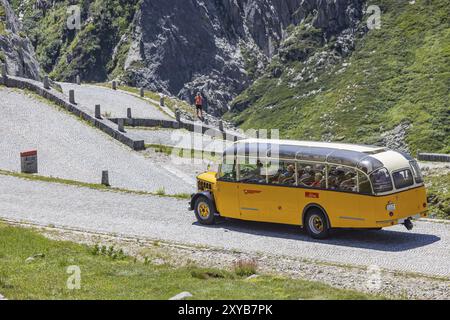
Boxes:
[140,87,145,97]
[69,90,76,104]
[1,63,6,77]
[101,170,110,187]
[159,94,165,107]
[95,105,101,119]
[76,75,81,85]
[175,108,181,122]
[127,108,132,119]
[112,81,117,90]
[118,119,125,132]
[43,75,50,90]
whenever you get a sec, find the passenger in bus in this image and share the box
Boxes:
[328,167,346,190]
[299,166,315,186]
[340,172,357,191]
[279,164,296,185]
[311,173,324,188]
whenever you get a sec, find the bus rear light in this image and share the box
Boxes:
[423,203,427,208]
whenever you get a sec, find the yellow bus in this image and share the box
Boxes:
[189,139,429,239]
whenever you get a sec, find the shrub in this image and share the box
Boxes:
[233,259,258,277]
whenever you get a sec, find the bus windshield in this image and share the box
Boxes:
[370,168,393,193]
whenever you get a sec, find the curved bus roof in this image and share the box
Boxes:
[224,139,414,174]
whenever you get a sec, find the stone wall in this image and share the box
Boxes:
[418,153,450,163]
[1,73,145,151]
[109,118,245,142]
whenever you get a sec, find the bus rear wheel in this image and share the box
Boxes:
[305,209,330,239]
[194,196,216,225]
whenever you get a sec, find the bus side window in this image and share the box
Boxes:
[358,171,372,195]
[268,161,296,186]
[328,166,357,192]
[238,159,266,184]
[298,162,326,188]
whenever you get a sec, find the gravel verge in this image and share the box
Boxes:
[4,219,448,300]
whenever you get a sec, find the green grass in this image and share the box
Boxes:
[0,3,6,35]
[13,0,139,81]
[0,169,190,200]
[0,21,5,36]
[0,223,383,300]
[226,0,450,155]
[425,172,450,220]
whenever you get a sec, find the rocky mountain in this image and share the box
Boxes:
[0,0,40,79]
[124,0,306,115]
[5,0,449,153]
[12,0,367,115]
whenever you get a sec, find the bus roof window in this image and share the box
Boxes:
[295,147,331,162]
[358,157,384,174]
[327,150,368,167]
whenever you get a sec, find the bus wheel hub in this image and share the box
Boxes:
[198,202,210,218]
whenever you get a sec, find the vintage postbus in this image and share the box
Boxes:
[189,139,429,239]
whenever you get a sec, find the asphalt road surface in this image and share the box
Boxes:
[1,175,448,278]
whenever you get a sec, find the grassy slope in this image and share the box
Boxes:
[0,3,5,35]
[226,0,449,154]
[426,172,450,219]
[0,223,381,300]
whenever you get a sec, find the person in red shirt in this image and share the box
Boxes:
[195,92,204,119]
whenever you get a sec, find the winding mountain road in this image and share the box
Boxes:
[59,83,172,120]
[0,87,194,194]
[1,174,449,279]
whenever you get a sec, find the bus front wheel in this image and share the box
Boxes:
[305,209,330,240]
[194,196,216,225]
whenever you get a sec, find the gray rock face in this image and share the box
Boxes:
[0,0,40,80]
[124,0,364,116]
[125,0,304,115]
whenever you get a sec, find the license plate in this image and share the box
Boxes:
[386,203,396,211]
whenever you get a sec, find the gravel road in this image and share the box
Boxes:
[59,83,172,120]
[1,175,448,279]
[0,88,194,194]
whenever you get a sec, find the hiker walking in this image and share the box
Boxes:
[194,92,204,120]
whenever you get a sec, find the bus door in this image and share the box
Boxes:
[237,159,270,221]
[215,163,240,219]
